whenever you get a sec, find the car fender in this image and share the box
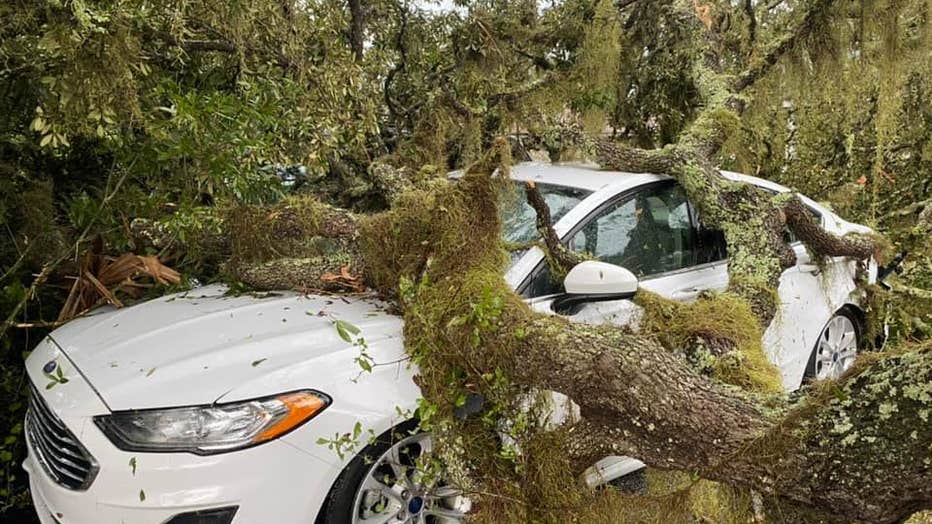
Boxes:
[216,331,422,468]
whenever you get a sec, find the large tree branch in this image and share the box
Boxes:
[592,140,685,173]
[383,1,409,128]
[450,163,927,523]
[399,164,928,521]
[512,317,932,523]
[783,195,878,260]
[150,29,296,70]
[744,0,757,43]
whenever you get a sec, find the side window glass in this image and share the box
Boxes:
[696,225,728,264]
[522,263,560,298]
[568,184,699,277]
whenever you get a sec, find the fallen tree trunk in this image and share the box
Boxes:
[383,156,930,523]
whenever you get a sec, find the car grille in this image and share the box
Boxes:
[25,384,98,490]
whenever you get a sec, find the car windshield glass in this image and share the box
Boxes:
[500,182,591,260]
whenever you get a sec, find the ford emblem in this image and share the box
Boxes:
[42,360,57,374]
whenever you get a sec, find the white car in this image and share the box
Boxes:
[24,162,874,524]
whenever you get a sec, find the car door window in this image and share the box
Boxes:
[522,262,558,298]
[567,183,699,277]
[696,223,728,264]
[694,190,823,258]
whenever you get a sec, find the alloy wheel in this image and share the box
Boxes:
[351,433,470,524]
[814,315,858,380]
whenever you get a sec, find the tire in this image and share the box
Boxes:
[316,420,470,524]
[804,310,861,382]
[607,468,648,494]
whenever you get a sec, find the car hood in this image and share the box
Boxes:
[49,284,400,411]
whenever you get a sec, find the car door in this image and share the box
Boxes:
[521,181,728,325]
[760,203,863,390]
[688,194,851,390]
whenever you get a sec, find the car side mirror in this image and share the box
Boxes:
[552,261,638,315]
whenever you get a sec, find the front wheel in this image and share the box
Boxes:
[805,311,860,381]
[317,421,471,524]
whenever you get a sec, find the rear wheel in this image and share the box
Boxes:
[805,311,860,381]
[607,469,648,494]
[317,421,470,524]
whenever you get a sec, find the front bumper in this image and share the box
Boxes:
[23,340,342,524]
[24,437,337,524]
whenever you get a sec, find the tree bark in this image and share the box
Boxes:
[348,0,366,62]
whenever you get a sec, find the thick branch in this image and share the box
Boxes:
[524,181,585,276]
[783,195,876,259]
[504,314,931,523]
[744,0,757,43]
[891,283,932,301]
[151,29,296,69]
[348,0,366,61]
[384,1,408,126]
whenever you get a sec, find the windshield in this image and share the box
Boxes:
[500,182,592,259]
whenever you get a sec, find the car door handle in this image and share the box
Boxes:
[798,264,821,275]
[671,287,703,300]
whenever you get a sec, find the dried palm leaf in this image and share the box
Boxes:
[58,249,181,321]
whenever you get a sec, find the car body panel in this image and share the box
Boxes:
[48,286,399,411]
[25,162,873,523]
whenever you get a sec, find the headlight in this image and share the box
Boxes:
[94,390,330,455]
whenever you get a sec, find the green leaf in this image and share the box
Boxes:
[335,319,360,343]
[129,457,137,476]
[139,489,146,502]
[251,358,267,367]
[357,358,372,373]
[831,385,849,402]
